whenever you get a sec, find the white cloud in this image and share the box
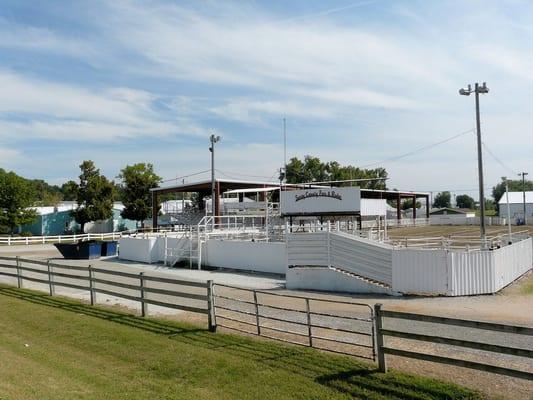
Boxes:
[0,70,203,142]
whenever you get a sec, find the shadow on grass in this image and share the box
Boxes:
[0,286,480,400]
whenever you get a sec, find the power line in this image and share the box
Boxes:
[161,170,210,183]
[361,128,474,168]
[216,169,277,180]
[481,141,518,176]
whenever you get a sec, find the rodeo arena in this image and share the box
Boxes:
[1,174,532,394]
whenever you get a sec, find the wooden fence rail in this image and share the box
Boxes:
[375,304,533,381]
[0,256,215,330]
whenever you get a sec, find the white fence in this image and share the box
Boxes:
[0,231,131,246]
[393,237,533,295]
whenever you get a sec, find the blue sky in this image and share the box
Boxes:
[0,0,532,198]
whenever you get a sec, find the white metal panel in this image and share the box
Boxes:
[330,232,393,284]
[287,232,329,266]
[392,249,448,294]
[204,240,287,274]
[449,250,494,296]
[492,238,532,291]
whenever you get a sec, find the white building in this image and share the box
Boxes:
[498,191,533,223]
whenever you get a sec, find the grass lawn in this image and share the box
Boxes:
[0,285,481,400]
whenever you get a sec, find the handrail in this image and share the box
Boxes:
[0,230,137,246]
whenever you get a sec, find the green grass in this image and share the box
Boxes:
[0,285,481,400]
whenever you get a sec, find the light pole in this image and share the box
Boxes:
[502,177,512,243]
[518,172,528,224]
[459,82,489,246]
[209,134,221,219]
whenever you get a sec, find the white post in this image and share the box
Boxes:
[505,182,512,244]
[327,224,331,268]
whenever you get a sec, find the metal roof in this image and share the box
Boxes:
[498,191,533,204]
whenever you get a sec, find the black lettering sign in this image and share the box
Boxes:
[294,190,343,202]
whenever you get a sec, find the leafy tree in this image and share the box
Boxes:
[492,178,533,206]
[433,191,451,208]
[41,191,63,207]
[285,156,387,189]
[71,161,115,233]
[61,180,79,201]
[455,194,475,209]
[0,169,38,234]
[29,179,62,203]
[118,163,161,228]
[402,198,421,210]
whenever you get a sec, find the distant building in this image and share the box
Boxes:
[17,202,137,236]
[498,191,533,221]
[429,208,476,217]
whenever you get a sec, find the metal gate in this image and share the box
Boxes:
[213,283,376,360]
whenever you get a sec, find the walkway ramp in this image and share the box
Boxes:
[287,231,393,287]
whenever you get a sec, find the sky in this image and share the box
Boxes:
[0,0,532,199]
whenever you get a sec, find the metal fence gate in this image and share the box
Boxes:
[213,283,376,360]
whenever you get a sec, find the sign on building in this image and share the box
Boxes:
[280,187,361,216]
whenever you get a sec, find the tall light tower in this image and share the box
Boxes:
[209,133,221,218]
[459,82,489,245]
[518,171,528,224]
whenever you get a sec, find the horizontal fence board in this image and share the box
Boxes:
[92,277,140,291]
[18,258,49,266]
[142,286,208,301]
[382,310,533,336]
[48,263,88,271]
[17,265,48,275]
[0,263,16,268]
[215,314,257,327]
[382,347,533,381]
[142,275,208,288]
[90,268,140,280]
[0,271,19,278]
[381,329,533,358]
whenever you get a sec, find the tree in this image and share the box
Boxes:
[492,178,533,210]
[433,191,451,208]
[285,155,387,189]
[455,194,475,209]
[118,163,161,228]
[71,161,115,233]
[61,180,79,201]
[402,198,421,210]
[0,169,38,234]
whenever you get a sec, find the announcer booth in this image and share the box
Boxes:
[281,187,362,229]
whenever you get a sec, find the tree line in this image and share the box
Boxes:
[0,161,161,234]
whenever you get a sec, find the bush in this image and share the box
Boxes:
[19,231,33,237]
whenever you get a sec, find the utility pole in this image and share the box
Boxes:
[459,82,489,246]
[209,133,221,219]
[518,172,528,225]
[502,177,512,243]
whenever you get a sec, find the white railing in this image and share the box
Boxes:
[388,230,530,251]
[0,230,136,246]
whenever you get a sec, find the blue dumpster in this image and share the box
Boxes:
[54,241,102,259]
[101,241,118,257]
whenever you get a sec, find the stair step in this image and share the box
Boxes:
[328,266,391,289]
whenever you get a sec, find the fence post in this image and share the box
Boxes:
[16,256,22,288]
[47,260,55,296]
[139,272,148,317]
[253,290,260,335]
[207,280,216,332]
[327,224,331,267]
[305,298,313,347]
[88,265,96,306]
[374,303,387,372]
